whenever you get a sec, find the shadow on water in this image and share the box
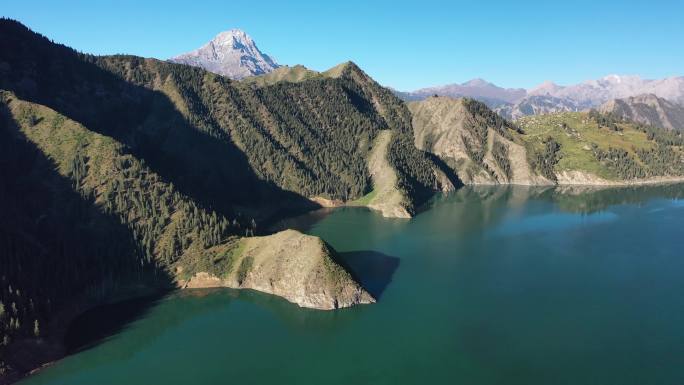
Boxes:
[543,183,684,213]
[335,250,400,300]
[58,284,383,365]
[63,293,168,354]
[268,207,338,233]
[0,99,175,376]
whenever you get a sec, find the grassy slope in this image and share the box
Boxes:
[2,91,239,275]
[517,112,659,180]
[241,65,321,86]
[184,230,375,310]
[363,130,411,218]
[241,62,358,87]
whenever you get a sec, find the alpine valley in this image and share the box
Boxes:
[1,18,684,384]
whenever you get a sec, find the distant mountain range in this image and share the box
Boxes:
[395,79,526,107]
[599,94,684,131]
[169,29,279,79]
[399,75,684,122]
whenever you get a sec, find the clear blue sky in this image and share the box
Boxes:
[4,0,683,90]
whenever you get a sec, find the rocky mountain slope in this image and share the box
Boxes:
[169,29,279,79]
[409,96,684,185]
[599,94,684,131]
[409,96,551,185]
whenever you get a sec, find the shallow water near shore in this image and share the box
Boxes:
[20,185,684,385]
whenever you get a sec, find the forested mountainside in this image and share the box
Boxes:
[0,88,374,378]
[0,18,439,377]
[0,19,444,220]
[409,96,684,185]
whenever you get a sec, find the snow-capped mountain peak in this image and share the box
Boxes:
[169,29,279,80]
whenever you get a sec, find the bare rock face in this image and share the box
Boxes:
[599,94,684,131]
[182,230,375,310]
[169,29,279,79]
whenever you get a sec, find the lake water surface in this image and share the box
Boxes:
[21,185,684,385]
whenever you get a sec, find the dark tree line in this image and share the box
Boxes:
[529,137,561,181]
[593,144,684,179]
[588,110,622,131]
[592,145,646,179]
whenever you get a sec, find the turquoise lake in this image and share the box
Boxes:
[20,185,684,385]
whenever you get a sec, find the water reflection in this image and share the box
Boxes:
[424,183,684,215]
[492,211,619,236]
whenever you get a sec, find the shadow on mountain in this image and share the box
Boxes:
[0,20,317,227]
[335,250,400,300]
[427,152,464,189]
[0,103,173,374]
